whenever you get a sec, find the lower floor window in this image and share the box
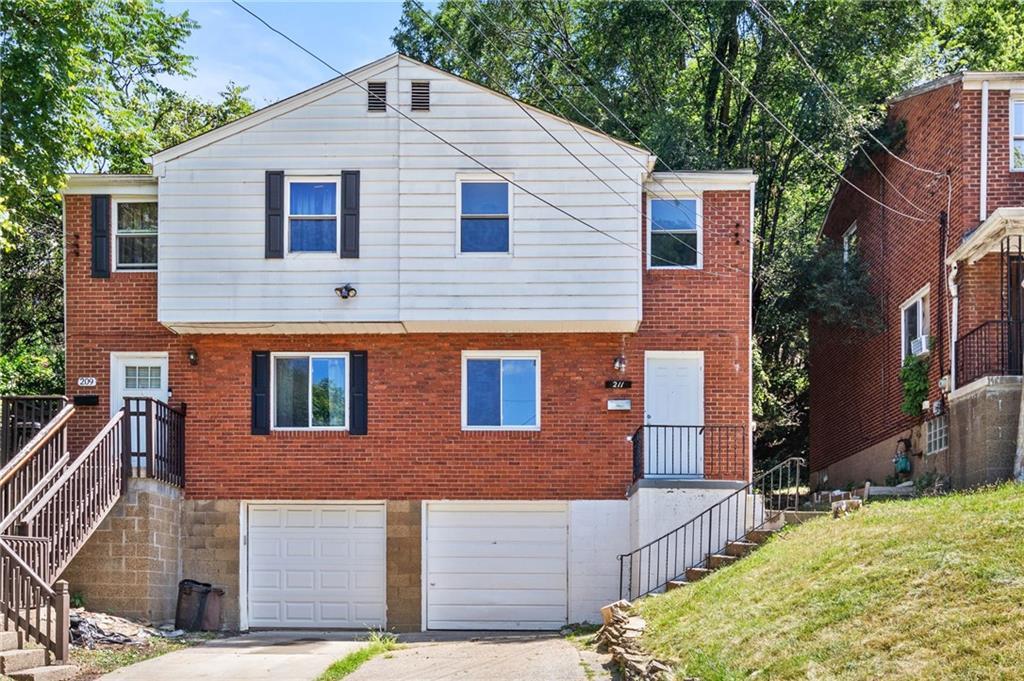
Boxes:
[273,353,348,429]
[926,414,949,455]
[463,352,539,429]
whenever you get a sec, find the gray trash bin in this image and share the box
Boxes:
[175,579,224,631]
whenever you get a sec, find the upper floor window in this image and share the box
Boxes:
[842,223,858,263]
[901,286,930,361]
[114,200,157,270]
[458,179,510,254]
[462,351,539,430]
[648,197,700,269]
[287,179,338,253]
[272,353,348,430]
[1013,98,1024,171]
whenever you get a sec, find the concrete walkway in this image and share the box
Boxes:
[96,631,615,681]
[97,631,367,681]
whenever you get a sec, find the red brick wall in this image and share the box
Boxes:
[64,189,751,500]
[810,79,1024,474]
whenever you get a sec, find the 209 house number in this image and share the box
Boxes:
[77,377,97,387]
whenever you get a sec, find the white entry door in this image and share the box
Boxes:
[644,352,704,478]
[246,503,386,628]
[425,501,568,630]
[110,353,169,464]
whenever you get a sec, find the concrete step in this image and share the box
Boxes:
[685,567,712,582]
[725,540,758,558]
[707,554,737,570]
[784,511,828,525]
[0,630,21,651]
[9,664,78,681]
[746,529,777,544]
[0,648,47,674]
[665,580,687,591]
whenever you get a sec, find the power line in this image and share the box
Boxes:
[229,0,701,271]
[656,0,930,224]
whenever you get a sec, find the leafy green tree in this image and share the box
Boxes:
[0,0,253,394]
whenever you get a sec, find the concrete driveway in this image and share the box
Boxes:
[97,631,615,681]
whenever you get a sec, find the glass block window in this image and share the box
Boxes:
[926,415,949,455]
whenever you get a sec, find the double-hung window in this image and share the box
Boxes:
[1013,98,1024,171]
[901,286,930,361]
[287,179,339,253]
[842,223,858,263]
[272,353,348,430]
[648,197,701,268]
[114,200,158,270]
[462,351,540,430]
[458,179,510,254]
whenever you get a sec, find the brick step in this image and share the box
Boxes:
[0,648,47,674]
[725,540,758,557]
[685,567,712,582]
[9,664,78,681]
[707,554,737,570]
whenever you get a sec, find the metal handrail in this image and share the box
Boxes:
[0,537,69,664]
[0,397,68,465]
[955,319,1024,387]
[0,404,74,487]
[629,424,748,482]
[618,456,805,600]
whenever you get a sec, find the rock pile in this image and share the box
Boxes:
[595,600,674,680]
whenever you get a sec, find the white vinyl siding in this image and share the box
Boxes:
[154,57,649,331]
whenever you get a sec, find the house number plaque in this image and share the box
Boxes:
[604,380,632,389]
[77,377,97,387]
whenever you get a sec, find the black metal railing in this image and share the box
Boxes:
[0,397,67,466]
[618,457,805,600]
[955,320,1024,387]
[123,398,186,488]
[629,424,747,482]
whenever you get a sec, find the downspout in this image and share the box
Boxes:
[748,179,756,482]
[947,262,959,392]
[980,80,989,222]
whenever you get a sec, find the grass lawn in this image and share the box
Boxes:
[314,631,399,681]
[637,484,1024,680]
[70,638,196,680]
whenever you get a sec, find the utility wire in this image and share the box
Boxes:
[656,0,930,223]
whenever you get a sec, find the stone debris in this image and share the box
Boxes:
[70,608,182,648]
[595,600,679,680]
[831,498,863,519]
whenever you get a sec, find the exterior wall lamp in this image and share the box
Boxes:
[187,348,199,366]
[613,355,627,373]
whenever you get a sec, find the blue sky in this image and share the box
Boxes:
[162,1,414,106]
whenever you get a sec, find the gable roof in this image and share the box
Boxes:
[150,53,652,166]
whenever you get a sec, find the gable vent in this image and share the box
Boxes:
[367,81,387,112]
[411,81,430,111]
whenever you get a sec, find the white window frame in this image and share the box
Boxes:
[842,222,858,263]
[270,351,350,431]
[284,176,341,256]
[455,174,513,257]
[900,284,931,361]
[460,350,541,431]
[646,194,703,270]
[112,198,158,272]
[1012,96,1024,172]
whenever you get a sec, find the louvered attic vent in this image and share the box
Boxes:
[411,81,430,111]
[367,81,387,111]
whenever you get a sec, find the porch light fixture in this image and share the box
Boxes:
[187,348,199,366]
[335,284,358,300]
[613,355,627,373]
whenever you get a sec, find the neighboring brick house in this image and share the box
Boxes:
[56,54,754,631]
[811,71,1024,490]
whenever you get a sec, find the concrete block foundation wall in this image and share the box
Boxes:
[385,500,422,632]
[181,499,241,630]
[61,478,183,625]
[948,378,1022,488]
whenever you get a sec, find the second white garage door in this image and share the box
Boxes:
[246,503,386,628]
[425,501,568,630]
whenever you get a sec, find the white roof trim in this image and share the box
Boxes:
[646,170,757,193]
[962,72,1024,90]
[150,53,652,166]
[947,207,1024,265]
[62,174,157,196]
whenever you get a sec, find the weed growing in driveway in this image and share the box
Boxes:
[314,630,400,681]
[71,638,196,679]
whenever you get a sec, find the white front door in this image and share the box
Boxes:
[644,352,704,478]
[425,501,569,630]
[110,353,169,463]
[246,503,386,628]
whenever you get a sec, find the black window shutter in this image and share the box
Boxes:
[349,350,368,435]
[91,195,111,278]
[265,171,284,258]
[340,171,360,258]
[252,351,271,435]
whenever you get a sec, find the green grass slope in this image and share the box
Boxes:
[637,484,1024,680]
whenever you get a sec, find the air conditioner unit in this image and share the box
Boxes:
[911,335,930,356]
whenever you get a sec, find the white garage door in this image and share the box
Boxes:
[246,504,385,628]
[425,501,568,630]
